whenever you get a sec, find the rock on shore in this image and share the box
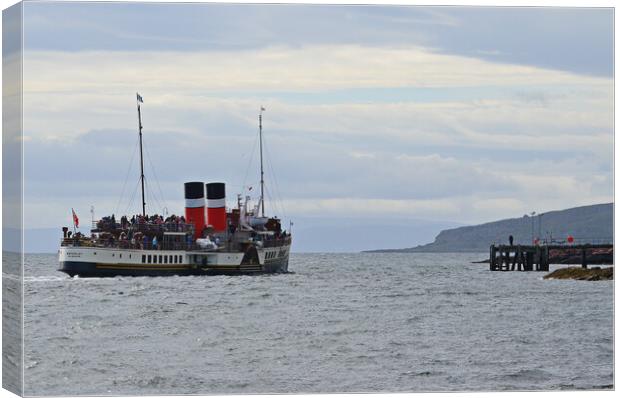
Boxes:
[544,266,613,281]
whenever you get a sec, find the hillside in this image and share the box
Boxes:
[366,203,613,253]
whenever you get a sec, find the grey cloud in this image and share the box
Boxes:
[23,3,612,77]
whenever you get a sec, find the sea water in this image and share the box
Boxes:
[15,252,614,395]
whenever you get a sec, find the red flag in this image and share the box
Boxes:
[72,208,79,228]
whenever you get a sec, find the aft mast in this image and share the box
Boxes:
[259,106,266,217]
[137,93,146,217]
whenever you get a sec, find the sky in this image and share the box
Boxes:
[7,1,615,250]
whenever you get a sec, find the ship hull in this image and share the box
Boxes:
[58,260,200,277]
[59,259,289,277]
[58,245,290,277]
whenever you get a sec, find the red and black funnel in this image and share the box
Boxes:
[206,182,226,232]
[184,181,205,239]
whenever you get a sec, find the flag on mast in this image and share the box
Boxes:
[72,208,79,228]
[137,93,144,103]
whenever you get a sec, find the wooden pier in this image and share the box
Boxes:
[489,244,613,271]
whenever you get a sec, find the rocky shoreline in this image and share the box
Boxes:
[543,267,613,281]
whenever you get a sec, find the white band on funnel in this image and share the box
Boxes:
[207,198,226,208]
[185,198,205,208]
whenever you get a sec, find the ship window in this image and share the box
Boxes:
[159,255,163,263]
[142,255,146,263]
[180,256,183,264]
[147,255,151,263]
[173,255,177,263]
[94,252,96,255]
[169,255,173,263]
[119,254,122,258]
[164,255,168,264]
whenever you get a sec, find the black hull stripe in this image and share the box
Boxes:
[59,259,288,277]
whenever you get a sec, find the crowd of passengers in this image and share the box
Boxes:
[64,212,290,250]
[77,213,194,250]
[97,213,188,230]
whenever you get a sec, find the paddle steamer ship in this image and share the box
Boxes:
[58,97,291,277]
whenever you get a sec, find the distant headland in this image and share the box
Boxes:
[365,203,613,253]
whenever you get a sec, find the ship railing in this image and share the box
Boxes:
[261,235,292,248]
[61,238,198,251]
[60,238,97,247]
[93,221,195,234]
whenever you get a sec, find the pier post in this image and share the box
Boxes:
[581,248,588,269]
[516,246,523,271]
[523,251,530,271]
[541,246,549,272]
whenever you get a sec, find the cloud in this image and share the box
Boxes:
[24,45,610,95]
[19,44,613,230]
[23,4,613,77]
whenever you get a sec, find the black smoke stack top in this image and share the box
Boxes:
[184,181,205,200]
[206,182,225,200]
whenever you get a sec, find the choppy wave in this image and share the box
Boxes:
[20,252,614,395]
